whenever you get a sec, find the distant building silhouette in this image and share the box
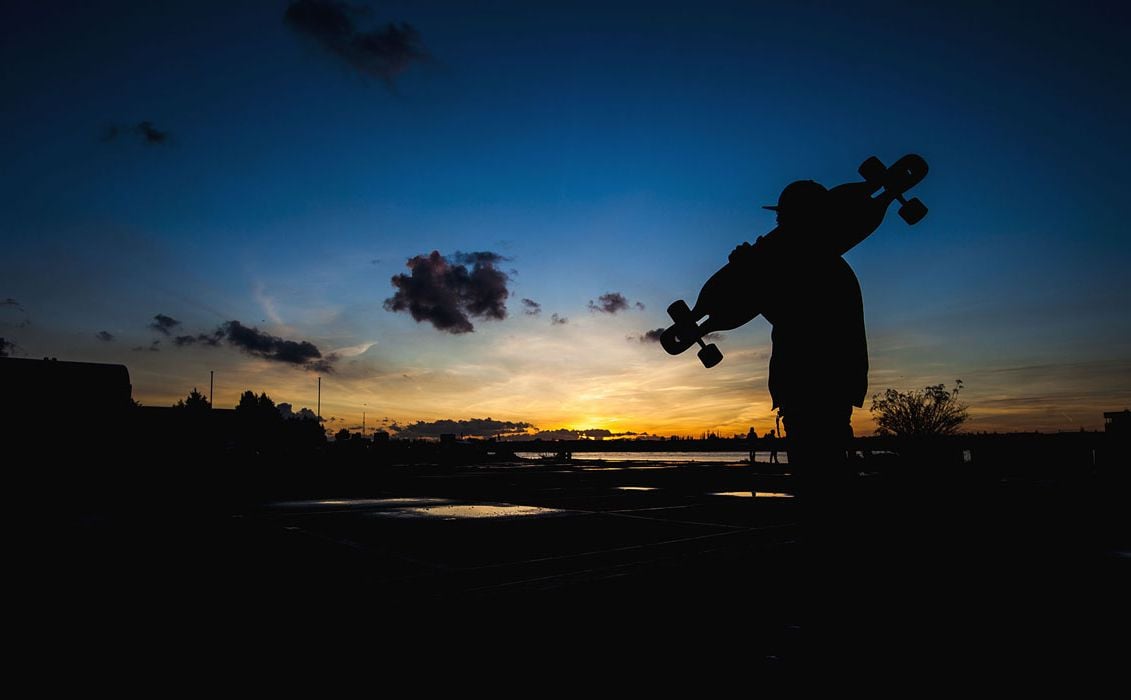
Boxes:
[1104,410,1130,436]
[1,357,132,414]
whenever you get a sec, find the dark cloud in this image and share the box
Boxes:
[149,314,181,335]
[96,331,115,342]
[550,313,568,325]
[278,403,323,421]
[521,298,542,316]
[384,250,510,334]
[635,328,666,343]
[635,301,646,311]
[588,292,636,314]
[0,337,13,357]
[1,298,24,311]
[220,320,337,372]
[284,0,428,89]
[391,417,533,440]
[510,428,641,441]
[173,329,224,347]
[103,121,169,145]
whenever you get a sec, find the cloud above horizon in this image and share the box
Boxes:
[149,314,181,335]
[173,330,224,347]
[284,0,428,89]
[384,250,511,333]
[521,298,542,315]
[220,320,337,372]
[391,417,534,439]
[588,292,643,314]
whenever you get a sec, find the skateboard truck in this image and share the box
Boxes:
[664,300,723,368]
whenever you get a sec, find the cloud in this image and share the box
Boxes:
[550,313,568,325]
[149,314,181,335]
[329,341,376,357]
[96,331,115,342]
[173,329,224,347]
[635,328,666,343]
[0,337,13,357]
[132,340,161,352]
[284,0,428,89]
[391,417,534,440]
[220,320,337,372]
[631,328,722,343]
[510,428,642,441]
[588,292,642,314]
[278,403,323,421]
[1,298,24,311]
[521,298,542,316]
[103,121,169,145]
[384,250,511,334]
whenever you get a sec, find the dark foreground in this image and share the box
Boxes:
[42,458,1129,674]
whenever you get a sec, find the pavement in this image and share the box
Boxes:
[43,458,1129,673]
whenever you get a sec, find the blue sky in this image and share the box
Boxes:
[2,0,1128,434]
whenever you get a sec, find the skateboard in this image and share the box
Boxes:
[660,154,929,368]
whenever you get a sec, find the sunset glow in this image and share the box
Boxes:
[3,1,1128,437]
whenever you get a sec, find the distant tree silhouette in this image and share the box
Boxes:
[236,390,259,413]
[870,380,968,437]
[173,387,210,411]
[334,428,351,442]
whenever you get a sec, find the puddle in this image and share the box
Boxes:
[615,486,657,491]
[711,491,793,498]
[374,503,566,520]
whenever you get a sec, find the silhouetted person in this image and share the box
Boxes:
[734,179,869,663]
[766,429,779,464]
[732,180,867,502]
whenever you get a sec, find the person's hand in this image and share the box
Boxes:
[729,241,754,264]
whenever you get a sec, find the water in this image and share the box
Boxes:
[515,450,788,464]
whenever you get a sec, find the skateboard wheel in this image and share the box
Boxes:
[858,156,886,183]
[667,299,692,323]
[898,197,928,225]
[698,343,723,368]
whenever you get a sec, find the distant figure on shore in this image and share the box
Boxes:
[731,180,868,502]
[766,429,779,464]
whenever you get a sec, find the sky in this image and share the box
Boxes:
[2,0,1129,437]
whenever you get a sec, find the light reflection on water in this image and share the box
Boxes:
[270,499,565,519]
[615,486,658,491]
[516,451,787,464]
[711,491,794,498]
[381,504,566,520]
